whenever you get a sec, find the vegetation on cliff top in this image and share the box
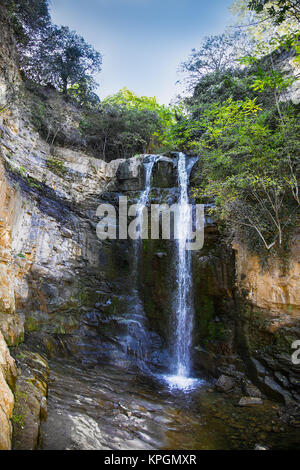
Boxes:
[171,1,300,261]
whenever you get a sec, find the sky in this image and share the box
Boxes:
[50,0,235,105]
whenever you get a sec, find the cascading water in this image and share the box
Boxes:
[164,152,200,390]
[124,153,201,387]
[174,152,194,377]
[133,155,158,274]
[124,155,158,364]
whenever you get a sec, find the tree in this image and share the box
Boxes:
[80,89,176,161]
[104,87,175,147]
[230,0,299,55]
[67,77,101,108]
[4,0,50,41]
[248,0,300,24]
[179,32,252,91]
[190,96,299,254]
[173,0,299,259]
[82,103,162,161]
[21,25,102,97]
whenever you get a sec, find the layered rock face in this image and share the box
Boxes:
[234,240,300,317]
[0,105,299,449]
[233,240,300,403]
[0,331,17,449]
[0,104,180,444]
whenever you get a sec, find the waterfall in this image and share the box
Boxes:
[137,156,157,219]
[174,152,194,378]
[125,155,158,364]
[125,153,200,387]
[163,152,201,390]
[133,155,157,270]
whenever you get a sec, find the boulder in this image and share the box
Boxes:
[116,157,144,191]
[215,374,235,393]
[238,397,263,406]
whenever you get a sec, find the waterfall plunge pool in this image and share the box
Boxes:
[40,358,299,450]
[160,374,205,392]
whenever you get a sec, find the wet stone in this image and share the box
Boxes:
[215,375,235,393]
[238,397,263,406]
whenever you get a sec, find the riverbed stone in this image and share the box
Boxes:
[238,397,263,406]
[215,374,235,393]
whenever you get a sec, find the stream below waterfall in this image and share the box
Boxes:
[40,359,299,450]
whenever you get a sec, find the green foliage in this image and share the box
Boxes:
[81,88,176,160]
[21,25,102,97]
[46,157,67,176]
[190,96,299,256]
[26,84,70,146]
[4,0,50,45]
[3,0,102,106]
[176,9,300,259]
[12,387,28,430]
[24,316,38,332]
[251,69,294,93]
[248,0,300,24]
[67,78,100,108]
[12,413,25,428]
[104,87,176,142]
[18,166,26,176]
[196,295,224,346]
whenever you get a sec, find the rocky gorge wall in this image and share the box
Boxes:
[234,240,300,317]
[233,241,300,404]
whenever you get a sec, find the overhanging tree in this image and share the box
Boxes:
[21,25,102,97]
[179,32,253,92]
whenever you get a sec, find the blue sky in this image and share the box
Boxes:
[50,0,234,105]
